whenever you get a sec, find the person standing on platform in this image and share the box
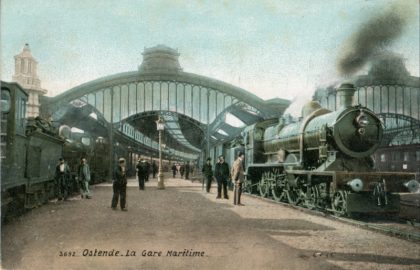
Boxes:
[202,158,214,193]
[152,161,158,178]
[112,158,128,211]
[145,160,150,182]
[171,164,178,178]
[180,164,185,178]
[215,156,230,199]
[136,158,147,190]
[231,152,245,206]
[78,157,92,199]
[55,157,71,201]
[185,161,191,180]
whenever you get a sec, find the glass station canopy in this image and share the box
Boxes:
[43,45,290,160]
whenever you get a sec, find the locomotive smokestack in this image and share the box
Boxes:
[336,83,356,108]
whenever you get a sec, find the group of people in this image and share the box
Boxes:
[111,158,159,211]
[54,153,245,212]
[171,162,192,179]
[135,159,158,190]
[202,152,245,206]
[54,157,92,201]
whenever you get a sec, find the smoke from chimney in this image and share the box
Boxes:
[337,1,414,76]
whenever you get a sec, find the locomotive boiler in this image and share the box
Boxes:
[244,83,419,216]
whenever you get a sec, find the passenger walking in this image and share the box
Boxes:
[152,161,158,178]
[231,152,245,206]
[78,157,92,199]
[202,158,214,193]
[136,158,148,190]
[111,158,128,211]
[54,157,71,201]
[215,156,230,199]
[180,164,185,178]
[185,161,190,180]
[145,160,150,182]
[171,164,178,178]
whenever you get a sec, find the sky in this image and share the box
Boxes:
[1,0,419,116]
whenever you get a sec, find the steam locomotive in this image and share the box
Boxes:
[1,81,110,221]
[241,83,419,216]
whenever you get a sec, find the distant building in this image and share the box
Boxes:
[12,43,47,118]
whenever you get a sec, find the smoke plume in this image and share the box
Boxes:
[337,1,414,76]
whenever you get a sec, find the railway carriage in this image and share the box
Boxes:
[1,81,112,222]
[1,82,64,220]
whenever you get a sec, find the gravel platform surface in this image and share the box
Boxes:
[1,175,419,270]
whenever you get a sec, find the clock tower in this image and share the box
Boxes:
[12,43,47,117]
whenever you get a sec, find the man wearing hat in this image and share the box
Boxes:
[202,158,214,193]
[54,157,71,200]
[215,155,230,199]
[231,152,245,206]
[136,158,148,190]
[78,157,92,199]
[112,157,128,211]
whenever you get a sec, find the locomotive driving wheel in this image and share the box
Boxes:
[258,172,271,197]
[271,174,286,202]
[305,186,320,210]
[331,191,348,216]
[243,178,253,194]
[285,181,300,205]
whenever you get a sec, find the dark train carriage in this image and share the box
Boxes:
[374,144,420,173]
[89,137,110,183]
[1,82,29,211]
[25,129,64,205]
[1,82,64,219]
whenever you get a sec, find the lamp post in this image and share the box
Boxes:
[156,116,165,189]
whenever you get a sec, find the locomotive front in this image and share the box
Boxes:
[317,84,383,159]
[264,83,383,170]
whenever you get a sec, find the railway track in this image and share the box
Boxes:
[245,193,420,242]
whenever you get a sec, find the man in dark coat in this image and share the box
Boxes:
[78,157,92,199]
[171,164,178,178]
[184,161,190,180]
[136,158,148,190]
[145,160,150,182]
[215,156,230,199]
[152,161,158,178]
[55,157,71,200]
[180,164,185,178]
[202,158,213,193]
[112,158,128,211]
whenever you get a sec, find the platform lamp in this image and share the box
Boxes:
[156,116,165,189]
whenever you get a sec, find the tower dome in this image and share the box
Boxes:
[138,45,183,73]
[12,43,47,118]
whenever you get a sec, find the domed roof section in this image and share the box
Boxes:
[368,52,409,80]
[301,101,323,118]
[138,44,182,73]
[14,43,36,60]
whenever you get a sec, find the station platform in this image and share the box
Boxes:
[1,175,419,270]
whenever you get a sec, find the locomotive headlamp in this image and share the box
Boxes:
[404,180,420,193]
[347,178,364,192]
[356,111,369,127]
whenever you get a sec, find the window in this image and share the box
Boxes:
[416,151,420,162]
[391,152,400,161]
[1,89,11,113]
[20,98,26,127]
[380,154,386,162]
[403,152,409,162]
